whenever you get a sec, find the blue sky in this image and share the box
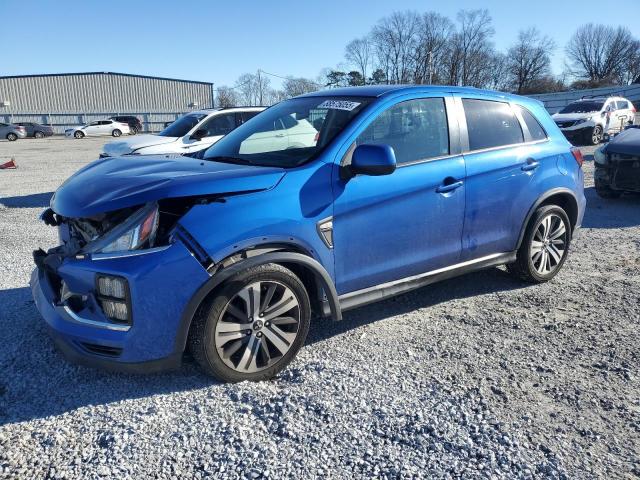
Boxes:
[3,0,640,89]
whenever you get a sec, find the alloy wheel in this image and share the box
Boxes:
[214,281,301,373]
[592,126,603,145]
[530,213,567,275]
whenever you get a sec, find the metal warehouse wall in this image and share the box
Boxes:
[530,84,640,113]
[0,72,214,132]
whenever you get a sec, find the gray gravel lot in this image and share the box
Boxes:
[0,137,639,479]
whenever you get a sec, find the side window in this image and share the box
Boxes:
[617,100,629,110]
[462,99,523,150]
[356,98,449,165]
[240,111,260,124]
[515,105,547,141]
[89,121,100,126]
[200,114,236,137]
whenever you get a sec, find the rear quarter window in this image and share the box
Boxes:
[515,105,547,141]
[462,99,523,151]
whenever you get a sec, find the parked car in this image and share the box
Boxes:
[65,120,130,139]
[552,96,636,145]
[109,115,143,135]
[594,127,640,198]
[0,123,27,141]
[32,85,585,382]
[101,107,265,157]
[14,122,55,138]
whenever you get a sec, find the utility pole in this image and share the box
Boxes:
[428,51,433,85]
[257,69,263,106]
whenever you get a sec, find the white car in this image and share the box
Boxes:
[239,116,318,154]
[552,96,636,145]
[101,107,265,157]
[65,120,131,139]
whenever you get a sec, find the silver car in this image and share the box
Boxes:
[0,123,27,141]
[15,122,55,138]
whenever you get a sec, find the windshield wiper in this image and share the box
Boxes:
[204,155,256,165]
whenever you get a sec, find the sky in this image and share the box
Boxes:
[3,0,640,90]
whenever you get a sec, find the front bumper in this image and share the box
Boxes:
[31,239,210,372]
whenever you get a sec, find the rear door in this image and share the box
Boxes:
[332,95,466,294]
[458,97,549,260]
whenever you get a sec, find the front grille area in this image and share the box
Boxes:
[556,121,576,129]
[79,342,123,358]
[612,160,640,191]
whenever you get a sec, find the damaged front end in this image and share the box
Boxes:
[594,129,640,193]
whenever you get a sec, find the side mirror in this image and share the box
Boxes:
[190,129,207,141]
[348,144,397,177]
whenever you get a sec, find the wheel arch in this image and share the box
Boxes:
[516,188,579,249]
[174,248,341,356]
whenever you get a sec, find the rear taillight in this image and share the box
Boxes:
[570,147,584,168]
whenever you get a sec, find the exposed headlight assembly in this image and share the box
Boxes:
[84,203,159,254]
[593,146,608,165]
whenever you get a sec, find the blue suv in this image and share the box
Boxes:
[32,86,586,382]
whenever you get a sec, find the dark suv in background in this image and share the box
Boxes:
[109,115,143,134]
[15,122,55,138]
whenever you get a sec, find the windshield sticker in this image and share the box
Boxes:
[317,100,361,111]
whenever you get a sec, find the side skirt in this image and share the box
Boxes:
[330,252,517,314]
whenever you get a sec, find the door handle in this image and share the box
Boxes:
[274,133,285,138]
[521,158,540,171]
[436,180,463,193]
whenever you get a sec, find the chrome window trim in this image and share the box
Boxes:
[462,138,550,156]
[58,305,131,332]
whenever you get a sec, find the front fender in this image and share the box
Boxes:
[173,251,342,355]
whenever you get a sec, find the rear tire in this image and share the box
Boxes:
[34,131,45,139]
[508,205,571,283]
[188,263,311,382]
[6,133,17,141]
[112,129,122,137]
[74,131,84,139]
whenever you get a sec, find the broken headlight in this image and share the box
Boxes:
[84,203,159,254]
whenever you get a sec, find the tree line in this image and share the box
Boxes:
[215,9,640,107]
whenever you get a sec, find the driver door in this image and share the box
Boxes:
[182,113,237,152]
[332,96,465,295]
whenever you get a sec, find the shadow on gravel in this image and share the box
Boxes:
[0,286,216,426]
[581,186,640,229]
[0,191,53,208]
[308,267,524,346]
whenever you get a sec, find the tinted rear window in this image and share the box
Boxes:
[463,99,523,151]
[516,106,547,141]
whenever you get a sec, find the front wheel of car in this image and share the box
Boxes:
[508,205,571,283]
[588,125,603,145]
[112,129,122,137]
[188,263,311,382]
[34,131,45,139]
[74,131,84,139]
[6,133,17,141]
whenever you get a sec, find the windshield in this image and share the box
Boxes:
[559,101,604,114]
[203,96,372,167]
[158,113,207,137]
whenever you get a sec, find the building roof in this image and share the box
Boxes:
[0,71,213,86]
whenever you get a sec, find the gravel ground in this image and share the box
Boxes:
[0,137,639,479]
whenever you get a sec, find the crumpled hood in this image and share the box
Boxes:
[552,112,595,122]
[52,155,286,218]
[604,128,640,156]
[103,134,178,155]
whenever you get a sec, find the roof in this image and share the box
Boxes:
[0,71,213,86]
[301,84,524,101]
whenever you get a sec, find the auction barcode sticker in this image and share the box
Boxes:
[317,100,361,111]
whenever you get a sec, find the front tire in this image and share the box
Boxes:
[74,131,84,139]
[188,264,311,382]
[34,131,45,139]
[595,178,621,198]
[6,133,17,141]
[508,205,571,283]
[112,129,122,137]
[587,125,603,145]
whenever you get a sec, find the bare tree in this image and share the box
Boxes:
[282,77,321,98]
[455,9,495,87]
[371,11,420,84]
[413,12,454,84]
[507,28,555,93]
[486,53,510,91]
[566,24,636,82]
[620,40,640,84]
[345,37,373,82]
[215,86,237,108]
[235,71,272,106]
